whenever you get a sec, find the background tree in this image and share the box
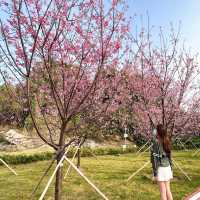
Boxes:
[127,25,200,137]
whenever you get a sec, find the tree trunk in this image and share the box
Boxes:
[55,123,66,200]
[77,147,81,169]
[55,151,64,200]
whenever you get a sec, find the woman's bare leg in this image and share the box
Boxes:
[158,181,167,200]
[165,181,173,200]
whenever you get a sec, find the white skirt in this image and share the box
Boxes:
[157,166,173,182]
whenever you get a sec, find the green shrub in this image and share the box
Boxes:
[0,135,10,144]
[24,115,34,130]
[132,134,148,147]
[172,136,200,150]
[0,146,137,165]
[81,147,93,157]
[0,152,54,165]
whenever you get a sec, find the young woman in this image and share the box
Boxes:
[151,124,173,200]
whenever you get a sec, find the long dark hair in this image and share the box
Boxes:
[157,124,171,154]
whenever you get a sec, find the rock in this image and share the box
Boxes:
[0,129,47,151]
[1,129,39,150]
[82,139,100,148]
[3,129,26,145]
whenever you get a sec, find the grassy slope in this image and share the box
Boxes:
[0,151,199,200]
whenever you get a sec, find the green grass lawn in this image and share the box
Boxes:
[0,150,199,200]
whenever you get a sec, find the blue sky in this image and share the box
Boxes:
[0,1,200,53]
[127,0,200,53]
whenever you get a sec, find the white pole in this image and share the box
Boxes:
[127,161,150,182]
[87,148,104,165]
[89,149,99,160]
[179,140,188,151]
[193,148,200,156]
[183,137,198,150]
[136,140,150,155]
[184,137,192,144]
[136,144,152,158]
[125,127,127,147]
[64,156,109,200]
[39,145,71,200]
[172,159,191,181]
[64,146,81,179]
[190,141,198,150]
[64,147,79,179]
[0,158,17,175]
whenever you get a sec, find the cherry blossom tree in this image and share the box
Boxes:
[128,25,200,137]
[0,0,129,199]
